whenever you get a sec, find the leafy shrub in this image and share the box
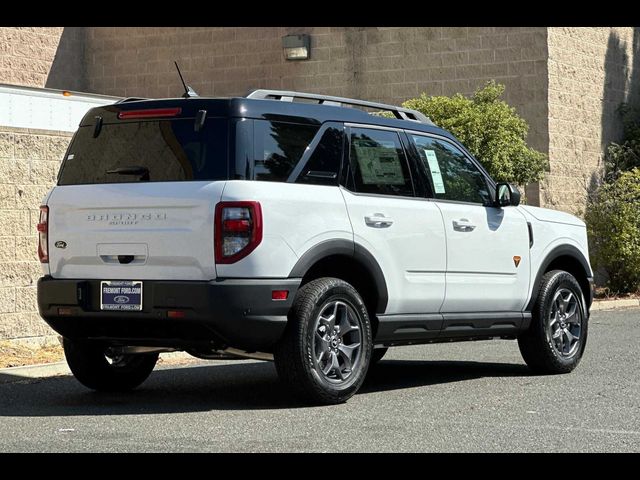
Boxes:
[604,104,640,181]
[403,81,548,187]
[585,168,640,293]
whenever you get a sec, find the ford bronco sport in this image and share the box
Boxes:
[37,90,594,404]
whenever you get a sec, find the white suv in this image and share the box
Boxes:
[36,90,594,404]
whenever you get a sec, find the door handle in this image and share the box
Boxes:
[365,213,394,228]
[452,218,476,232]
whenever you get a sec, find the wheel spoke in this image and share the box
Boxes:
[565,309,580,325]
[561,292,574,314]
[322,353,335,375]
[316,330,330,347]
[338,342,360,363]
[331,352,343,379]
[316,349,326,364]
[555,297,564,315]
[337,349,352,372]
[333,303,359,339]
[552,327,563,339]
[564,329,576,344]
[335,303,355,338]
[338,323,359,338]
[549,312,558,327]
[320,314,336,332]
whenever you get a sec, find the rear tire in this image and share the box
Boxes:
[63,337,158,392]
[274,277,372,405]
[518,270,588,374]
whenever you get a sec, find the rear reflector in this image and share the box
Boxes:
[272,290,289,301]
[223,219,251,233]
[167,310,186,319]
[58,307,73,316]
[117,108,182,120]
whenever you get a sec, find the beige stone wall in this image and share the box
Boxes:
[0,27,86,90]
[84,26,549,161]
[0,27,63,87]
[545,27,639,215]
[0,126,70,339]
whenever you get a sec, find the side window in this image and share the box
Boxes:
[253,120,319,182]
[349,127,414,197]
[411,135,492,204]
[295,126,343,186]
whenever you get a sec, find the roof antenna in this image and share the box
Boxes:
[174,61,198,98]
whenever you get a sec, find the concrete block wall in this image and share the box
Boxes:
[0,126,70,339]
[84,26,549,159]
[545,27,639,215]
[0,27,86,91]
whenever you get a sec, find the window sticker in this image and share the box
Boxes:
[424,149,446,194]
[354,140,405,185]
[67,154,74,160]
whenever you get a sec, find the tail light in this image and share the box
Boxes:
[214,201,262,264]
[37,206,49,263]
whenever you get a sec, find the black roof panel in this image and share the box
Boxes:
[80,96,455,140]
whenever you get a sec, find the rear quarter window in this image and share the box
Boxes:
[252,120,319,182]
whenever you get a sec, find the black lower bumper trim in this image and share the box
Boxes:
[37,276,300,351]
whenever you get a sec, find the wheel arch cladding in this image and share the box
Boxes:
[289,239,389,317]
[527,245,593,312]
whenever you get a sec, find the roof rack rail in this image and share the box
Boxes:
[115,97,148,104]
[245,89,434,125]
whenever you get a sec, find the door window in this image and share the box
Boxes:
[411,135,492,205]
[349,127,414,197]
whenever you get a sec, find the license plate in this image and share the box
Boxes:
[100,281,143,311]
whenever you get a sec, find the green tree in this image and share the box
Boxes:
[403,81,548,188]
[585,168,640,294]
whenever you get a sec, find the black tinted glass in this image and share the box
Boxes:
[349,128,414,197]
[411,135,491,204]
[58,119,228,185]
[296,127,343,186]
[253,120,319,182]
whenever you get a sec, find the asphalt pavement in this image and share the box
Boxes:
[0,308,638,452]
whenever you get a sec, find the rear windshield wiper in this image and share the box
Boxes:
[106,166,150,182]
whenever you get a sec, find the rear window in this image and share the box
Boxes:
[57,119,228,185]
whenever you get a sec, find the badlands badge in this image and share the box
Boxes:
[513,256,521,268]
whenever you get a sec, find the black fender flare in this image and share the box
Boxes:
[288,239,389,313]
[526,244,593,312]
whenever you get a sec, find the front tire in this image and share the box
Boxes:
[63,337,158,392]
[274,277,372,405]
[518,270,588,374]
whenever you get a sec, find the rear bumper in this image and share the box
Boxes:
[37,276,300,351]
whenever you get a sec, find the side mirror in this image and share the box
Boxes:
[495,182,521,207]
